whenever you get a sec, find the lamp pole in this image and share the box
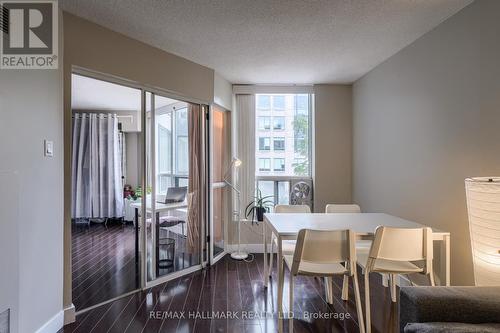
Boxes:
[224,158,248,260]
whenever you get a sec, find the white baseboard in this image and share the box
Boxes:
[35,310,63,333]
[63,303,75,325]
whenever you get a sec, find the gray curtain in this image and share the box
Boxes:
[236,94,256,218]
[72,113,124,219]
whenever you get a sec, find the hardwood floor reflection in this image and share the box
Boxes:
[63,254,399,333]
[71,222,138,311]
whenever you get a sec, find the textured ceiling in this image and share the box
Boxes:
[60,0,472,84]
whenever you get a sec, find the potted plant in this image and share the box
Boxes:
[245,189,274,222]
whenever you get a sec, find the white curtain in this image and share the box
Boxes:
[236,95,256,217]
[72,113,124,219]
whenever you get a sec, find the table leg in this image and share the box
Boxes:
[277,235,283,313]
[263,220,268,288]
[135,208,139,265]
[155,212,160,278]
[442,234,451,286]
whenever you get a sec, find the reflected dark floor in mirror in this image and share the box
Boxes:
[71,222,139,311]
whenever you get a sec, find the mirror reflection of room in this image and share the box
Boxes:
[70,74,141,311]
[143,95,203,281]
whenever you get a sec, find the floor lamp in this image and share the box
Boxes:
[224,157,248,260]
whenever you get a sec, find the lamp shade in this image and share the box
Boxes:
[465,177,500,286]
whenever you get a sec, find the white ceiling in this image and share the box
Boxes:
[72,74,178,111]
[61,0,472,84]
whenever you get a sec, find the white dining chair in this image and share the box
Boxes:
[281,229,365,333]
[362,226,434,333]
[267,205,311,280]
[325,204,370,301]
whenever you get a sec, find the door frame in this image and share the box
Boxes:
[68,66,211,299]
[208,104,231,265]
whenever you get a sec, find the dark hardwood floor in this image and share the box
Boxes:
[72,222,139,311]
[63,253,398,333]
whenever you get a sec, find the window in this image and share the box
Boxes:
[273,137,285,151]
[257,95,271,110]
[295,94,308,115]
[274,158,285,172]
[259,158,271,171]
[255,93,313,204]
[273,117,285,130]
[258,116,271,130]
[156,106,189,194]
[273,95,285,111]
[259,137,271,151]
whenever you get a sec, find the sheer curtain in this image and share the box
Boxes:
[72,113,124,219]
[235,95,256,217]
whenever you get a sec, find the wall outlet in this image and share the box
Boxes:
[44,140,53,157]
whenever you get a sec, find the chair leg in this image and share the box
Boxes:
[278,257,285,314]
[342,275,349,301]
[269,240,274,278]
[429,271,436,286]
[382,273,389,287]
[324,277,333,303]
[289,274,294,318]
[353,273,366,333]
[389,274,397,303]
[364,272,371,333]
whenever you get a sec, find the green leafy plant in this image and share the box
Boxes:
[245,189,274,222]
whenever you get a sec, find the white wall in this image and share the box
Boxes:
[353,0,500,285]
[214,72,233,111]
[314,85,353,212]
[0,68,64,332]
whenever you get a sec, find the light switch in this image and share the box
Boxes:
[44,140,54,157]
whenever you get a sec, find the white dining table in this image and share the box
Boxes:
[262,213,451,310]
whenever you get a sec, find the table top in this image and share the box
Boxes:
[130,200,187,212]
[264,213,448,237]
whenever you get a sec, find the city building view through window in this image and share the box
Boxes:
[255,94,312,205]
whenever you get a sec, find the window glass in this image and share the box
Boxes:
[277,181,290,204]
[273,137,285,151]
[273,95,285,111]
[295,94,308,115]
[259,137,271,151]
[274,158,285,171]
[258,116,271,130]
[273,117,285,130]
[255,94,311,177]
[258,158,271,171]
[158,121,172,173]
[257,95,271,110]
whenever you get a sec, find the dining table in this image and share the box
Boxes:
[262,212,451,311]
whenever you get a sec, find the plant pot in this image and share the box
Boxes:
[256,207,267,222]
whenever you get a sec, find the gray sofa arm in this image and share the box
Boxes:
[399,286,500,333]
